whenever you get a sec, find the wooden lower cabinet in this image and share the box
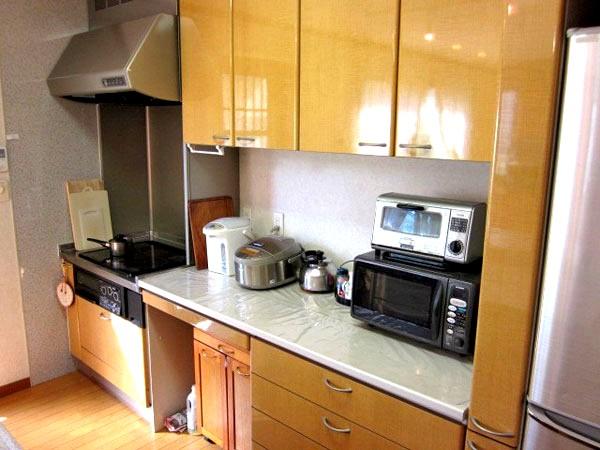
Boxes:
[251,339,465,450]
[253,375,405,450]
[253,409,327,450]
[194,330,251,450]
[228,360,251,450]
[465,430,513,450]
[77,295,149,407]
[196,341,229,446]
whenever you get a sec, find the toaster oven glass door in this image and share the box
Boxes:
[351,261,446,344]
[372,202,451,258]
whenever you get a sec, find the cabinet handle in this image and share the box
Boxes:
[212,135,230,142]
[398,143,433,149]
[217,344,235,355]
[466,440,479,450]
[234,367,250,377]
[358,142,387,147]
[99,313,111,321]
[470,417,515,438]
[201,350,217,359]
[236,137,256,143]
[323,378,352,393]
[322,416,351,434]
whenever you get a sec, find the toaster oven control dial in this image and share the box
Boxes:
[448,240,464,255]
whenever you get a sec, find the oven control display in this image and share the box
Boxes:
[98,280,122,316]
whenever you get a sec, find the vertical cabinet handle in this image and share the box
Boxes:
[322,416,351,433]
[323,378,352,393]
[470,417,515,438]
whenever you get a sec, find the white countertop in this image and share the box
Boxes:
[138,266,473,423]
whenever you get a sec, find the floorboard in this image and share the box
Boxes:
[0,372,217,450]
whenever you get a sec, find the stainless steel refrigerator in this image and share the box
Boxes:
[523,27,600,449]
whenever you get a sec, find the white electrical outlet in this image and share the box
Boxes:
[272,212,284,236]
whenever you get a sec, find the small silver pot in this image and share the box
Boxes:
[298,250,336,293]
[87,234,131,258]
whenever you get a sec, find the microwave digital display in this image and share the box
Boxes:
[381,207,442,238]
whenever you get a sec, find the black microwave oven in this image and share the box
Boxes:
[350,251,480,355]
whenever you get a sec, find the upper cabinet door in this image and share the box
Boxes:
[233,0,298,151]
[299,0,400,155]
[181,0,233,147]
[395,0,504,161]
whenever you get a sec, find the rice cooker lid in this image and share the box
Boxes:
[235,236,302,266]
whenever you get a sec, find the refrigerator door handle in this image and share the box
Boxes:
[528,405,600,448]
[470,416,515,438]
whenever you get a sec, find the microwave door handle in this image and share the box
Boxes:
[396,203,425,211]
[431,284,444,339]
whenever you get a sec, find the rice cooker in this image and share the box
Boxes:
[234,236,303,289]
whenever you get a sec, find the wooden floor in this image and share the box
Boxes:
[0,372,218,449]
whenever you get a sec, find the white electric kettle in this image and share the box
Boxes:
[202,217,251,276]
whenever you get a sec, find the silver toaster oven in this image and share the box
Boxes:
[371,193,486,264]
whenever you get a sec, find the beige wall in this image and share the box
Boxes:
[0,1,100,384]
[0,71,30,387]
[240,149,491,264]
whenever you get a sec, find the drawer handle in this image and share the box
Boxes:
[398,143,432,150]
[99,313,111,321]
[234,367,250,377]
[470,417,515,438]
[324,378,352,393]
[322,416,351,434]
[358,142,387,148]
[466,440,479,450]
[236,136,256,142]
[217,344,235,355]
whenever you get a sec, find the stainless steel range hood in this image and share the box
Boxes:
[47,14,180,105]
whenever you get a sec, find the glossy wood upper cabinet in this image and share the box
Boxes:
[299,0,400,155]
[468,0,564,446]
[233,0,298,150]
[395,0,504,161]
[181,0,233,147]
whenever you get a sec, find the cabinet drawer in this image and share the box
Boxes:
[252,339,464,450]
[254,375,405,450]
[77,297,148,406]
[465,430,513,450]
[143,291,250,351]
[253,408,327,450]
[195,329,250,366]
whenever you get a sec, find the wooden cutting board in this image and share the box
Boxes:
[66,179,113,251]
[189,196,234,269]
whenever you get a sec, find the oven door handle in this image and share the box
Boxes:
[431,283,444,339]
[396,203,425,211]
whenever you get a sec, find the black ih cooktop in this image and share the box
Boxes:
[79,240,186,279]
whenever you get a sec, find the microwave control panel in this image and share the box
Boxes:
[442,282,476,354]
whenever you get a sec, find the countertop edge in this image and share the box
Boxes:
[138,279,469,424]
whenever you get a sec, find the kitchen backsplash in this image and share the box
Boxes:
[240,148,491,264]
